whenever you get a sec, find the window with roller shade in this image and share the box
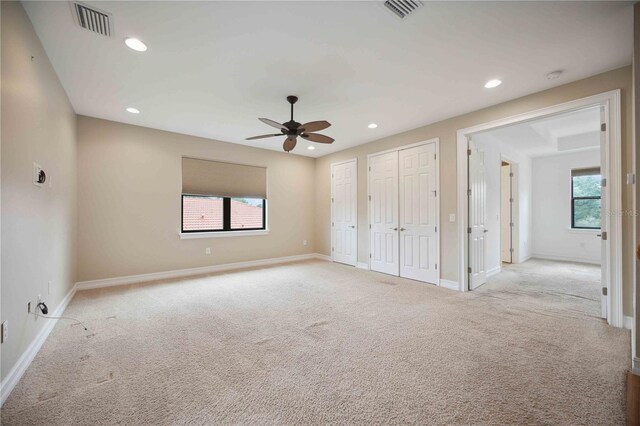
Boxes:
[571,167,601,229]
[181,158,267,232]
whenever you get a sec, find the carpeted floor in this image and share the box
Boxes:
[1,259,629,425]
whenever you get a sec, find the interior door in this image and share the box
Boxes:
[332,160,357,266]
[500,163,512,263]
[599,106,607,319]
[468,137,487,289]
[369,151,399,275]
[399,144,438,283]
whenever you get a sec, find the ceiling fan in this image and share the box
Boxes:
[246,96,334,152]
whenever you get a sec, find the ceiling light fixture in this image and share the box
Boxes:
[368,123,378,129]
[307,146,315,150]
[484,79,502,89]
[124,37,147,52]
[546,70,563,80]
[126,107,140,114]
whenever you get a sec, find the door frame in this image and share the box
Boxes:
[456,89,623,328]
[366,138,440,286]
[500,155,519,265]
[330,158,358,266]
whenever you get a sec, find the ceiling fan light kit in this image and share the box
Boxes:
[246,96,334,152]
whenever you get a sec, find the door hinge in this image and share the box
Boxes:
[601,178,607,188]
[467,227,472,234]
[467,189,471,196]
[435,226,438,233]
[435,263,438,270]
[331,173,334,178]
[510,222,514,227]
[601,123,606,132]
[332,222,334,227]
[509,198,514,203]
[332,247,334,252]
[601,231,607,241]
[369,253,372,258]
[467,149,472,156]
[368,195,371,201]
[468,267,472,273]
[434,154,437,160]
[369,224,371,229]
[509,172,514,177]
[509,248,514,253]
[602,287,607,296]
[331,198,334,202]
[369,166,371,171]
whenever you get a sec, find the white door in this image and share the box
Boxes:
[331,160,357,266]
[599,106,607,319]
[468,138,487,290]
[500,163,512,263]
[369,151,399,275]
[399,144,438,283]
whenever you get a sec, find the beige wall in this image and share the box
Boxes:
[76,117,316,282]
[315,66,634,316]
[1,1,77,382]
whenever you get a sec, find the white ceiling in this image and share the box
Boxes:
[23,1,632,157]
[475,106,601,158]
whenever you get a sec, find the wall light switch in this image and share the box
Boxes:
[205,248,211,255]
[449,214,456,222]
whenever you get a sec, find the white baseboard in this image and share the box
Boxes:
[439,279,459,291]
[76,253,326,291]
[486,267,501,278]
[531,253,601,265]
[356,262,369,270]
[1,283,77,406]
[624,315,633,330]
[315,253,332,262]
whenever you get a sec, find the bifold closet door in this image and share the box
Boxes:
[369,151,399,275]
[398,144,438,284]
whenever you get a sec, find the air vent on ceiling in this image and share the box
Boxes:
[383,0,423,20]
[71,2,112,37]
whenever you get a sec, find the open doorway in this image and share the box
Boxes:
[457,90,622,326]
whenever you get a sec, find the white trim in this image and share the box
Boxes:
[76,253,324,291]
[366,138,440,284]
[179,229,269,239]
[330,158,358,267]
[457,89,624,328]
[624,315,634,330]
[356,262,369,270]
[1,283,77,406]
[633,357,640,375]
[314,253,332,262]
[566,228,601,234]
[439,279,459,291]
[486,266,501,278]
[531,253,601,266]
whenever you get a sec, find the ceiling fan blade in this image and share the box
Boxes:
[259,118,287,131]
[301,133,334,144]
[283,136,297,152]
[298,120,331,133]
[245,133,282,140]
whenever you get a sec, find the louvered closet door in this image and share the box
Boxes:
[399,144,438,284]
[369,151,399,275]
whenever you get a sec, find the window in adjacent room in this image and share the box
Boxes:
[571,167,601,229]
[181,158,267,233]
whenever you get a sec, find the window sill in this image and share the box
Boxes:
[567,228,600,234]
[180,230,269,239]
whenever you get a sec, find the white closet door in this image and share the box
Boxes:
[331,160,357,266]
[369,151,399,275]
[469,138,487,289]
[399,144,438,283]
[500,164,512,263]
[599,106,607,319]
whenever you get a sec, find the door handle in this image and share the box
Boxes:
[389,227,398,231]
[483,229,488,233]
[348,225,355,228]
[400,228,406,231]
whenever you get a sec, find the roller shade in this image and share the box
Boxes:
[182,157,267,199]
[571,167,600,177]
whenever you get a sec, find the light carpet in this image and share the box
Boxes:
[1,259,630,425]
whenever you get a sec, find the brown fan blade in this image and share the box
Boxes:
[283,136,297,152]
[298,120,331,133]
[245,133,282,140]
[301,133,334,144]
[259,118,287,131]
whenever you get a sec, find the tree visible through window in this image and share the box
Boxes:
[571,168,601,229]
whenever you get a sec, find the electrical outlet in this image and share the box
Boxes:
[205,248,211,255]
[303,240,308,246]
[449,214,456,222]
[1,321,8,343]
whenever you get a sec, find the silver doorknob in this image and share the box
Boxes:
[483,229,488,233]
[348,225,355,228]
[400,227,406,231]
[389,227,398,231]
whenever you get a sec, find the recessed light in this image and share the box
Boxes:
[126,107,140,114]
[307,146,315,150]
[546,70,563,80]
[124,38,147,52]
[484,79,502,89]
[368,123,378,129]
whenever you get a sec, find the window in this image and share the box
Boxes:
[181,157,267,234]
[182,195,265,232]
[571,168,601,229]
